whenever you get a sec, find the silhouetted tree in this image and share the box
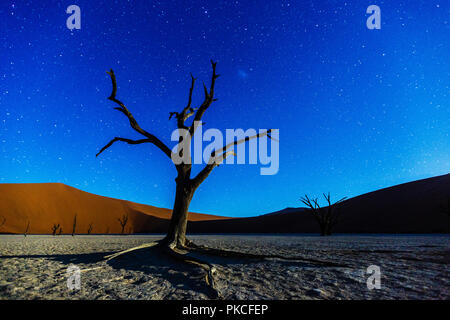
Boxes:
[97,61,273,248]
[300,193,347,236]
[87,223,93,234]
[0,216,5,229]
[118,214,128,235]
[58,227,63,235]
[24,221,30,237]
[95,61,282,298]
[105,226,109,234]
[72,214,77,236]
[51,223,61,236]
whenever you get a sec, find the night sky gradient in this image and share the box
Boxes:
[1,1,449,217]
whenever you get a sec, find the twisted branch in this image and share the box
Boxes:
[188,60,219,137]
[169,74,198,129]
[97,69,173,159]
[300,193,347,235]
[96,137,152,157]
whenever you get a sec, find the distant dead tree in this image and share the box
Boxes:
[118,214,128,235]
[105,226,109,234]
[440,197,450,218]
[72,214,77,236]
[51,223,61,236]
[58,227,63,235]
[0,216,6,229]
[24,221,30,237]
[300,193,347,236]
[87,223,93,235]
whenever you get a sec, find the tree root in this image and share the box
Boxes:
[161,245,220,298]
[104,242,158,261]
[104,240,220,298]
[103,238,349,299]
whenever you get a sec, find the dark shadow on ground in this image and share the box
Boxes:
[103,244,333,298]
[105,245,220,298]
[0,252,115,264]
[0,245,349,299]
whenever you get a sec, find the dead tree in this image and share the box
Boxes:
[58,227,63,235]
[105,226,109,234]
[118,214,128,235]
[97,61,286,297]
[24,221,30,237]
[0,216,5,229]
[51,224,61,236]
[87,223,93,235]
[97,61,273,248]
[300,193,347,236]
[71,214,77,236]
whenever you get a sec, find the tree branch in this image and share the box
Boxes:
[300,195,324,226]
[169,74,198,130]
[211,129,273,160]
[190,151,236,189]
[102,69,173,159]
[181,73,197,119]
[189,60,219,137]
[190,129,272,189]
[96,137,153,157]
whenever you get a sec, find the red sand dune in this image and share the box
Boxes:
[0,183,228,234]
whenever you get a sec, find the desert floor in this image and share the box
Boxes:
[0,234,448,299]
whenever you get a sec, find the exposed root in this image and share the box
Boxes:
[161,245,220,298]
[104,242,158,261]
[103,239,348,299]
[105,240,220,298]
[56,266,105,280]
[79,266,104,273]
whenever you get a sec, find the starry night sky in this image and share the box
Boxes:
[1,1,449,217]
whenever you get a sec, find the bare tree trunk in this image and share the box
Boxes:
[97,61,271,249]
[163,178,194,248]
[319,223,326,236]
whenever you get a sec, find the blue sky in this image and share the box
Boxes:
[1,1,449,217]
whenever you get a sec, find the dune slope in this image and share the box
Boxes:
[188,173,450,233]
[0,183,228,234]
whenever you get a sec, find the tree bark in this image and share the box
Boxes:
[163,178,194,248]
